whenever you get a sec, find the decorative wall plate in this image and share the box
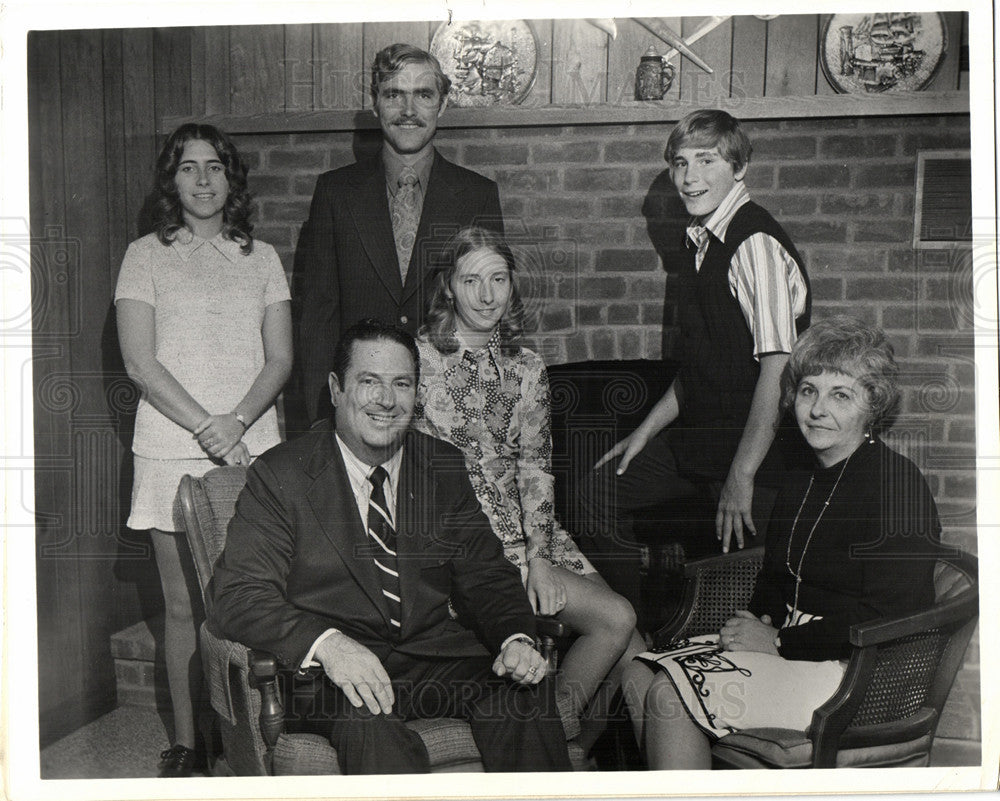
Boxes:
[820,12,947,94]
[430,20,538,107]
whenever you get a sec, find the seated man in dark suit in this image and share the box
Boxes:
[211,319,571,774]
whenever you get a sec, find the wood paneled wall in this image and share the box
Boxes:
[29,27,192,746]
[180,15,967,116]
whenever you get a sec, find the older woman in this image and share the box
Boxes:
[623,317,942,769]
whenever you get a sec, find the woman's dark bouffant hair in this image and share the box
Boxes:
[420,227,525,357]
[153,123,254,254]
[781,315,901,431]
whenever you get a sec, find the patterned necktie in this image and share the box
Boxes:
[687,224,710,271]
[391,167,420,285]
[367,465,402,633]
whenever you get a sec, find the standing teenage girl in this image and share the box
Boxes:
[115,124,292,776]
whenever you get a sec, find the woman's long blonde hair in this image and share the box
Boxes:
[420,226,525,356]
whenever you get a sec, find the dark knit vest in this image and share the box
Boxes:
[669,200,810,480]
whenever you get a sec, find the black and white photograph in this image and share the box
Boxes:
[2,0,997,798]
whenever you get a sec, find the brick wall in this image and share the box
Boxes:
[240,113,975,531]
[237,112,978,740]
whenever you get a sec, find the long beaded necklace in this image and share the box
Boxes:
[785,452,853,619]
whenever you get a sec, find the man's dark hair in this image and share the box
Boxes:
[370,43,451,106]
[331,319,420,385]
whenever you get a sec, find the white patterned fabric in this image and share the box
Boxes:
[114,231,288,458]
[636,634,845,739]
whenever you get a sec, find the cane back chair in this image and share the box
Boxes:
[653,545,979,769]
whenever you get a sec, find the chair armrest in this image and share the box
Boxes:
[246,650,285,750]
[535,615,567,639]
[849,590,979,647]
[808,566,979,768]
[533,615,566,672]
[200,624,274,774]
[654,547,765,645]
[248,649,279,679]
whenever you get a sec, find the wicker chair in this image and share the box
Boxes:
[179,465,587,775]
[652,545,979,769]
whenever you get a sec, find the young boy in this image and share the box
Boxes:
[579,109,811,610]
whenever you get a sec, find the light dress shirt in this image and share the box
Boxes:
[685,182,809,359]
[300,434,530,669]
[300,436,402,668]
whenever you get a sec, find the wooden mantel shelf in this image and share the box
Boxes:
[162,91,968,135]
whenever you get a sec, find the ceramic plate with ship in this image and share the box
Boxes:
[821,12,947,94]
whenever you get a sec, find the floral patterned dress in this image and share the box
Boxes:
[415,334,593,582]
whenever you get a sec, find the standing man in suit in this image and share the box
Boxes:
[297,44,504,423]
[211,320,571,774]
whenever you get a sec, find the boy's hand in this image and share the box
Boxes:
[716,469,755,553]
[594,430,649,475]
[526,558,567,616]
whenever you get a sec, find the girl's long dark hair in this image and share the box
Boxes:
[420,227,525,356]
[153,123,254,254]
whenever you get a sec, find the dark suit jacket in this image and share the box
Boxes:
[210,424,534,669]
[297,149,505,422]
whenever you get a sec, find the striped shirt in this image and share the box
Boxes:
[686,182,809,359]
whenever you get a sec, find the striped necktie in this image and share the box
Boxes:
[367,465,402,633]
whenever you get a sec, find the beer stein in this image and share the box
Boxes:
[635,46,675,100]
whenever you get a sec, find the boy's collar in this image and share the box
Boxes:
[688,182,751,246]
[700,182,750,240]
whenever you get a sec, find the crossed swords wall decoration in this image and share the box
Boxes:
[585,16,777,74]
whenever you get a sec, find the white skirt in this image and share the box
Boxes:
[635,634,846,738]
[126,455,217,532]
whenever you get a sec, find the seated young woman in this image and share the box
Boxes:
[413,226,645,731]
[622,316,943,769]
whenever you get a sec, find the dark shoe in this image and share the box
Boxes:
[158,744,197,778]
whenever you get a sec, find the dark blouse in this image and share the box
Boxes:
[750,438,942,662]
